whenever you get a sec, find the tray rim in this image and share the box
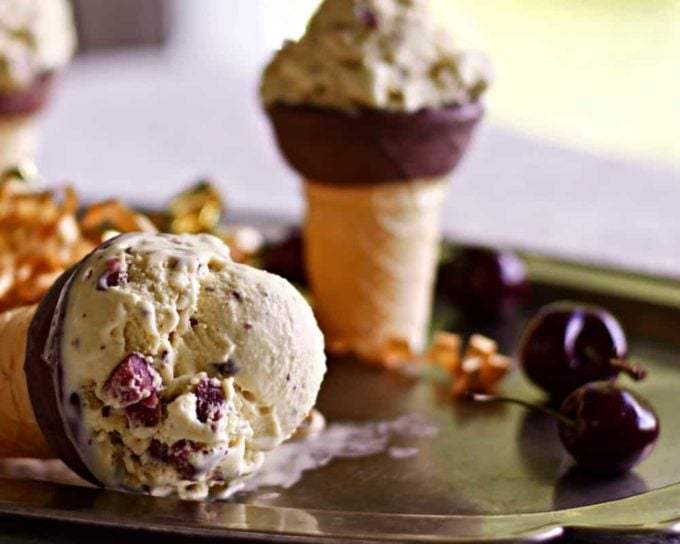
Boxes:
[0,477,680,542]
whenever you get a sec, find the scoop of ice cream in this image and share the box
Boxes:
[0,0,76,92]
[260,0,489,112]
[27,233,326,499]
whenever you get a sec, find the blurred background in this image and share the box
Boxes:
[69,0,680,167]
[42,0,680,275]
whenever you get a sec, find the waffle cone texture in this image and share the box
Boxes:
[304,179,447,361]
[0,305,52,458]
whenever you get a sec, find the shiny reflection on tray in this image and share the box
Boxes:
[0,458,90,488]
[235,413,438,496]
[0,411,440,504]
[553,467,649,511]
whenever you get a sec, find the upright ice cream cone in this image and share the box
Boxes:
[260,0,490,365]
[304,178,446,360]
[0,304,52,458]
[0,0,76,172]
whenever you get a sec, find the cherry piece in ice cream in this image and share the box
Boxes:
[102,353,158,408]
[125,392,161,428]
[167,440,203,480]
[195,378,225,423]
[97,258,126,291]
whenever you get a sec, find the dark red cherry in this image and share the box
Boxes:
[519,302,644,400]
[559,382,659,475]
[260,228,306,286]
[437,246,528,320]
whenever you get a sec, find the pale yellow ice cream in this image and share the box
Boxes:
[260,0,489,112]
[0,0,76,92]
[55,233,326,499]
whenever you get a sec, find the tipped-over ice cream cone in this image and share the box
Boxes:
[261,0,489,364]
[0,304,52,458]
[304,178,446,360]
[0,233,326,500]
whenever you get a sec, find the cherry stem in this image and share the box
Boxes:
[609,358,647,381]
[470,393,576,427]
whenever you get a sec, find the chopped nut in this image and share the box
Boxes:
[372,337,413,369]
[461,356,482,374]
[289,408,326,441]
[424,332,461,370]
[80,200,158,242]
[0,181,95,311]
[451,335,512,397]
[168,181,223,234]
[480,354,511,387]
[0,172,264,312]
[465,334,498,360]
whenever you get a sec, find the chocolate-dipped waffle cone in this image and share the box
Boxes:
[0,0,77,172]
[0,304,52,458]
[260,0,490,365]
[267,104,482,363]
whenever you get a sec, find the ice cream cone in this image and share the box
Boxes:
[304,178,447,361]
[265,102,481,365]
[261,0,489,365]
[0,0,78,172]
[0,115,39,173]
[0,304,52,458]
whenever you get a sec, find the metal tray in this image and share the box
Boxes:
[1,219,680,543]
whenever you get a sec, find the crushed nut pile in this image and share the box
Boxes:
[373,331,512,396]
[0,167,263,312]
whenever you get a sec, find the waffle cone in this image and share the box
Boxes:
[303,178,447,364]
[0,115,39,173]
[0,304,52,458]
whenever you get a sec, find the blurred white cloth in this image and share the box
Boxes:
[38,51,680,279]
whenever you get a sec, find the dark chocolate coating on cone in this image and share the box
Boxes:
[0,73,55,117]
[24,262,101,487]
[266,102,483,185]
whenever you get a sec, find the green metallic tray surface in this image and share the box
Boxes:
[0,231,679,542]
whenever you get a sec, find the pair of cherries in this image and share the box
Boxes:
[513,302,659,475]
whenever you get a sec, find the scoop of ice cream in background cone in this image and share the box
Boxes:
[0,233,326,500]
[260,0,490,363]
[0,0,76,172]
